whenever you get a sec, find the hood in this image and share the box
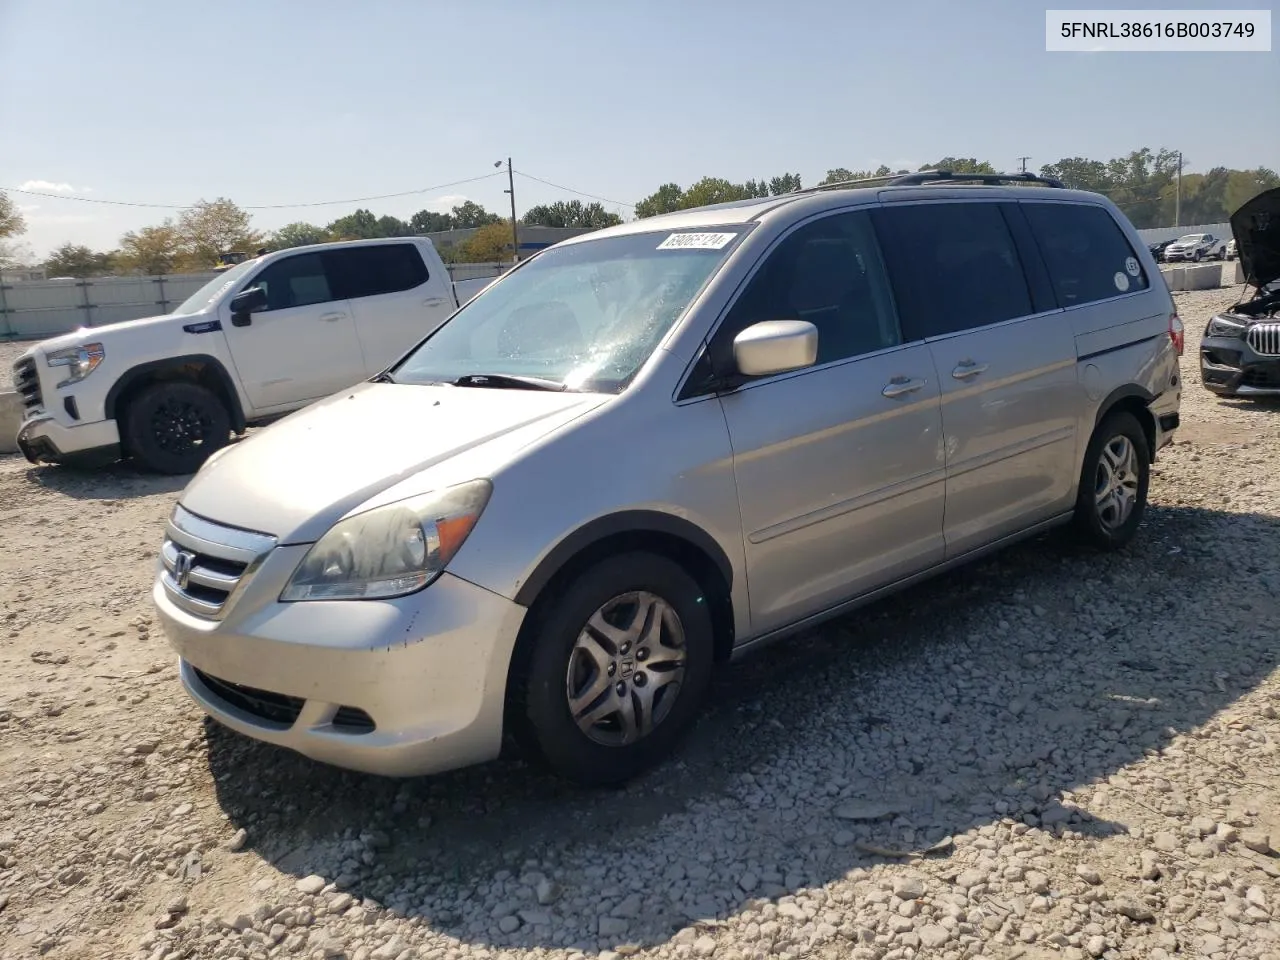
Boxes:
[1231,187,1280,288]
[179,381,609,543]
[22,313,185,357]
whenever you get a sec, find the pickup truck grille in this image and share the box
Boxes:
[160,505,276,621]
[1247,323,1280,357]
[13,357,43,413]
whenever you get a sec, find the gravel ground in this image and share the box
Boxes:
[4,272,1280,960]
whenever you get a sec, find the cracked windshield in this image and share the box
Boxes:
[393,230,744,392]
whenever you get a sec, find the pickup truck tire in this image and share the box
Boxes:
[122,381,230,475]
[519,552,714,786]
[1073,411,1150,551]
[1193,250,1203,262]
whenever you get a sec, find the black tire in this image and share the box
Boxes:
[122,381,230,475]
[519,552,714,786]
[1073,411,1151,550]
[1193,250,1202,262]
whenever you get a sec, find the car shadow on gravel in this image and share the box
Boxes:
[23,462,188,499]
[204,502,1280,953]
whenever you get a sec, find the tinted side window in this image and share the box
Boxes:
[872,202,1033,339]
[246,253,335,311]
[1021,202,1150,307]
[328,244,429,300]
[713,210,900,372]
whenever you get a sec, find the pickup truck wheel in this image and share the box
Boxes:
[1193,250,1202,262]
[1073,411,1150,551]
[123,381,230,475]
[519,552,714,786]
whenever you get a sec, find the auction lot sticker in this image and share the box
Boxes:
[657,233,737,250]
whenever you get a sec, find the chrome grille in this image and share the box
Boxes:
[160,505,276,620]
[13,357,43,413]
[1247,323,1280,357]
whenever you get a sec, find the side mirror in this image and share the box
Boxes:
[732,320,818,378]
[229,286,267,327]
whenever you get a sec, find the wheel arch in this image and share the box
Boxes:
[502,511,738,746]
[105,355,247,436]
[1093,384,1157,463]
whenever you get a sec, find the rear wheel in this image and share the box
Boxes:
[123,381,230,475]
[1073,411,1150,550]
[519,552,714,786]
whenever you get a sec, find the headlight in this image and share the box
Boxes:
[1206,315,1247,339]
[45,343,104,387]
[280,479,492,602]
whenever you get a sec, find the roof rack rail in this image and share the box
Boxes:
[886,170,1065,188]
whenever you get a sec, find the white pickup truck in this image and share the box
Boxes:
[12,237,496,474]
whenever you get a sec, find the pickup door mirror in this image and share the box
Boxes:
[229,286,268,326]
[733,320,818,377]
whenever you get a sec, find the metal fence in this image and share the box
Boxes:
[1136,222,1232,246]
[0,262,509,342]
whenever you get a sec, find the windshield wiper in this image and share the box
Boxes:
[370,371,396,384]
[451,373,566,392]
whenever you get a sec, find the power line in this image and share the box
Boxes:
[1,172,506,211]
[513,170,635,208]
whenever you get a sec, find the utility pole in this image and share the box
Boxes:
[496,158,519,263]
[1018,156,1031,174]
[1174,151,1183,227]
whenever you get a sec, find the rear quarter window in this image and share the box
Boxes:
[1021,202,1150,307]
[327,244,429,300]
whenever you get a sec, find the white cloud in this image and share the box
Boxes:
[26,213,98,224]
[426,193,467,212]
[17,204,41,212]
[18,180,85,194]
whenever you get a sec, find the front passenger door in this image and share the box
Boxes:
[219,251,365,412]
[710,209,947,635]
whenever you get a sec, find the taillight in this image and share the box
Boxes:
[1169,312,1184,356]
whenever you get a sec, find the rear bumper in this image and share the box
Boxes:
[1200,338,1280,396]
[16,415,121,466]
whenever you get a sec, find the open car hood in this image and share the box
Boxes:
[1231,187,1280,288]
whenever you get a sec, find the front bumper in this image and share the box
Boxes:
[16,415,121,466]
[1200,337,1280,396]
[154,561,528,777]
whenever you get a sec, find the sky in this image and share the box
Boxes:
[1,0,1277,259]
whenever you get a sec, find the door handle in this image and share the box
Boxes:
[319,312,346,322]
[423,297,448,307]
[882,377,926,399]
[951,360,989,380]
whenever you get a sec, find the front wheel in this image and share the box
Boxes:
[1193,250,1203,262]
[1073,411,1151,550]
[123,381,230,475]
[519,552,714,786]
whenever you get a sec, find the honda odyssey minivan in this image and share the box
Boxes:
[153,171,1183,785]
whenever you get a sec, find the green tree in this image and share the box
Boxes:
[457,221,515,262]
[1040,157,1110,191]
[326,208,380,240]
[918,158,997,175]
[1225,168,1280,216]
[269,222,329,250]
[118,222,183,275]
[376,215,412,237]
[635,183,684,219]
[450,201,502,228]
[0,190,24,239]
[409,209,454,233]
[521,200,622,228]
[44,243,113,278]
[817,166,891,186]
[178,198,262,268]
[769,173,803,195]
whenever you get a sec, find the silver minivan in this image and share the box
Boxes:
[152,172,1183,785]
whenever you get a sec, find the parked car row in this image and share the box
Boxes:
[1155,232,1228,262]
